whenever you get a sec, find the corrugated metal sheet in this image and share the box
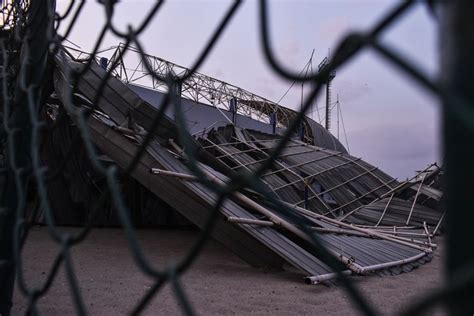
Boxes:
[49,55,442,283]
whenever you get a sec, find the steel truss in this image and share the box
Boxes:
[65,43,316,141]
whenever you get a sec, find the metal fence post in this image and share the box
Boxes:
[0,188,17,316]
[0,2,54,315]
[441,1,474,314]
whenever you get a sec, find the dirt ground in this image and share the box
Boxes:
[12,227,446,315]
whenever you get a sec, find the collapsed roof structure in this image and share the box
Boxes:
[37,44,444,284]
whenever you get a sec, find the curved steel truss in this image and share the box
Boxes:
[65,43,317,141]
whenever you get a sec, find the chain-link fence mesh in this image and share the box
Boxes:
[0,1,473,315]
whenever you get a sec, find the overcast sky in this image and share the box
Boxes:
[57,0,441,179]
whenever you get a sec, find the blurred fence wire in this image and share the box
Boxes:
[0,0,473,315]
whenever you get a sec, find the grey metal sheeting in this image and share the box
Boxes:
[203,127,392,216]
[345,197,442,227]
[203,127,442,229]
[53,55,438,282]
[79,111,336,276]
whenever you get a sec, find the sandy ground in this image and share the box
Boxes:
[12,227,446,315]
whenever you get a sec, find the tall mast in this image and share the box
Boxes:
[318,52,336,131]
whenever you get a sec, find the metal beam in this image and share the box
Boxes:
[97,44,316,140]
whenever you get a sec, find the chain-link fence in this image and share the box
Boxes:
[0,1,473,315]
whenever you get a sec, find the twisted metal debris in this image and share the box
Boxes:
[0,1,473,315]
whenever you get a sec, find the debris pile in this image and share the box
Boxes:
[37,47,443,284]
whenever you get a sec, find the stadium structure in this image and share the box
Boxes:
[35,43,443,284]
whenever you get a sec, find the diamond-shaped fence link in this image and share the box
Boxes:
[0,1,473,315]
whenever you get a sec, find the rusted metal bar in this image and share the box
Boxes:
[204,137,282,198]
[375,193,394,227]
[150,168,198,181]
[320,179,398,214]
[285,202,432,253]
[405,174,426,225]
[432,211,445,236]
[227,217,380,238]
[294,166,380,206]
[215,143,301,159]
[338,164,436,222]
[305,251,426,284]
[201,138,278,149]
[169,139,367,274]
[271,157,362,191]
[261,151,347,178]
[358,252,426,274]
[301,141,396,191]
[423,222,432,250]
[224,137,334,213]
[227,217,274,227]
[230,148,316,169]
[305,270,352,285]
